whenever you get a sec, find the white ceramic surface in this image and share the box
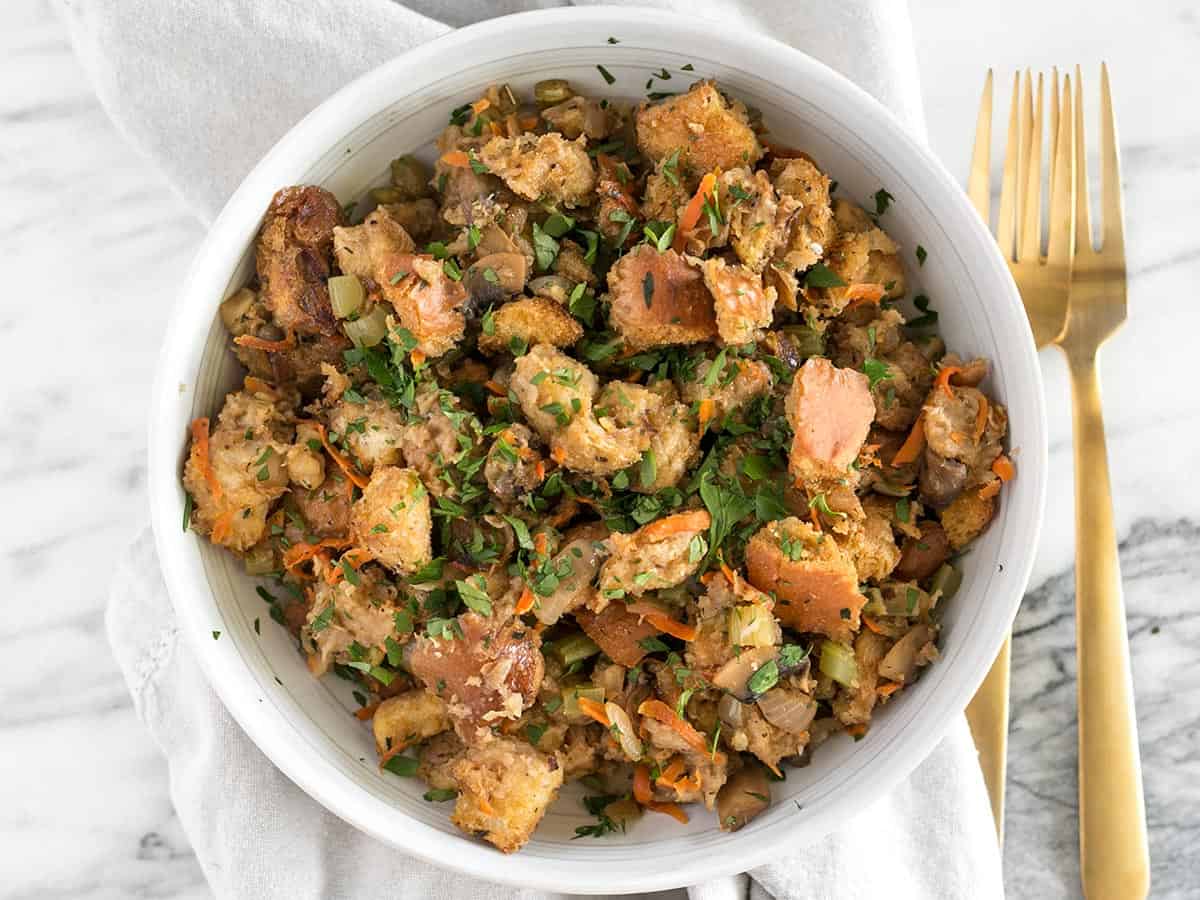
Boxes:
[145,7,1045,893]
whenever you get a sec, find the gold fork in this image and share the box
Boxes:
[964,67,1075,842]
[966,67,1150,898]
[1061,64,1149,900]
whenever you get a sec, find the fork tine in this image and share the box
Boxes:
[1074,65,1093,254]
[1046,73,1075,267]
[1017,72,1044,262]
[1015,70,1033,242]
[996,73,1021,260]
[1099,62,1125,255]
[968,70,994,221]
[1048,67,1060,193]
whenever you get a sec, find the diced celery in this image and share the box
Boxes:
[343,305,388,347]
[819,640,859,688]
[552,632,601,668]
[328,274,365,318]
[243,542,275,576]
[561,683,605,720]
[930,563,962,602]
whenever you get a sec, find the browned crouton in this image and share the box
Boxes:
[785,358,875,484]
[406,613,544,732]
[256,186,344,336]
[723,168,792,273]
[940,487,996,549]
[744,517,866,642]
[373,691,450,756]
[478,133,596,207]
[183,389,292,552]
[701,256,776,345]
[478,295,583,355]
[599,509,711,596]
[680,358,773,428]
[575,602,662,667]
[839,505,901,582]
[380,255,468,358]
[333,204,416,280]
[770,157,834,273]
[607,245,717,350]
[349,466,432,575]
[450,737,564,853]
[302,564,403,676]
[635,81,763,177]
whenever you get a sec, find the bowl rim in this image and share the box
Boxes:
[147,6,1046,893]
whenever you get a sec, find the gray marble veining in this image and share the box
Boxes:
[2,0,1197,897]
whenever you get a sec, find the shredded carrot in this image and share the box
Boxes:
[934,365,963,397]
[842,283,886,307]
[477,796,497,817]
[439,150,470,168]
[484,379,506,397]
[637,699,726,763]
[992,454,1015,482]
[633,764,653,805]
[243,376,279,397]
[410,349,426,368]
[845,723,868,739]
[211,510,233,544]
[809,506,823,532]
[283,538,351,572]
[862,616,884,635]
[533,460,546,482]
[646,801,690,824]
[309,421,370,490]
[326,547,373,584]
[657,757,687,787]
[978,481,1002,499]
[697,398,715,434]
[233,331,295,352]
[596,154,638,216]
[625,603,699,642]
[533,532,549,558]
[189,418,222,502]
[515,586,536,615]
[719,560,737,586]
[470,98,491,115]
[974,395,990,440]
[673,171,718,251]
[890,412,927,466]
[489,120,505,137]
[577,696,611,727]
[551,445,566,464]
[354,702,380,721]
[640,509,711,542]
[518,114,540,130]
[877,681,903,697]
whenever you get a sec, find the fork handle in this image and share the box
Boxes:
[1067,346,1150,900]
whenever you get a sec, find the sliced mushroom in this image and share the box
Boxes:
[894,522,952,581]
[877,624,936,684]
[716,763,771,832]
[918,446,968,509]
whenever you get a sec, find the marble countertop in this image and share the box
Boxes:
[2,0,1196,897]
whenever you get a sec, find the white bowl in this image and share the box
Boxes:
[148,7,1046,893]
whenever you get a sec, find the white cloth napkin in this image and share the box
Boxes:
[65,0,1004,896]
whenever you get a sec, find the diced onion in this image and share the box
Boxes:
[329,275,365,318]
[819,640,859,688]
[756,688,817,735]
[717,693,746,728]
[727,602,780,648]
[605,702,644,760]
[343,305,388,347]
[534,79,574,106]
